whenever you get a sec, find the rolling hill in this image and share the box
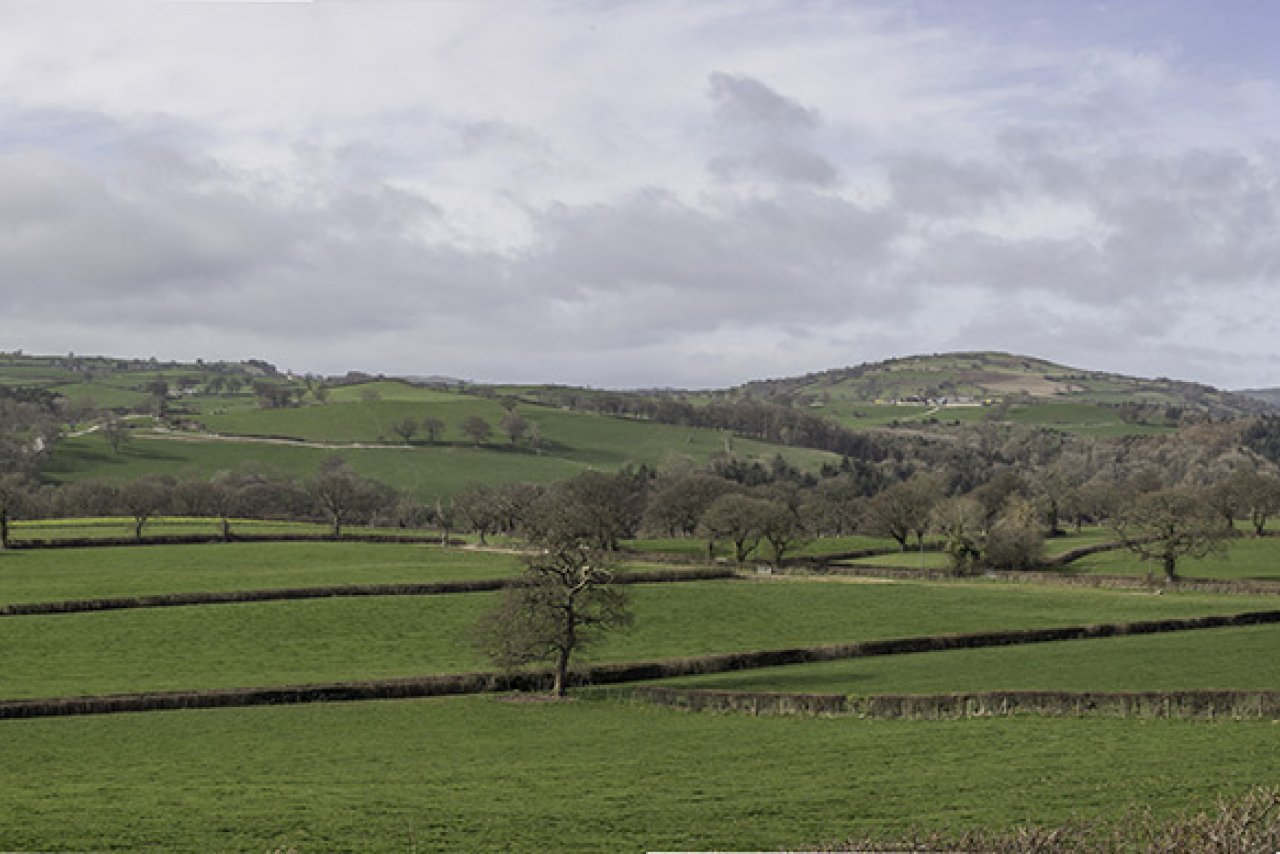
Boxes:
[4,348,1276,495]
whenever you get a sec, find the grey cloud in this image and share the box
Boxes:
[882,153,1013,217]
[708,72,819,133]
[515,188,904,349]
[706,72,840,188]
[708,145,840,187]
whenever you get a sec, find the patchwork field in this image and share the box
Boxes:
[2,534,1277,850]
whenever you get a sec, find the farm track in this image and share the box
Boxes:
[5,608,1278,720]
[140,427,413,451]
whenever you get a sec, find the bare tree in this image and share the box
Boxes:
[102,417,131,455]
[421,417,445,444]
[453,483,502,545]
[474,537,631,697]
[930,496,987,575]
[1239,471,1280,536]
[863,475,943,551]
[390,417,419,444]
[699,493,770,566]
[757,499,808,568]
[500,409,528,445]
[0,473,29,548]
[460,415,493,446]
[1111,487,1228,583]
[307,458,387,538]
[119,477,170,541]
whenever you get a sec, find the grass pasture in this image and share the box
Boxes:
[1068,534,1280,581]
[2,526,1278,850]
[2,698,1278,852]
[658,623,1280,695]
[43,407,838,500]
[0,541,523,604]
[4,573,1276,700]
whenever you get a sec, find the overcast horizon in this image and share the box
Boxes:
[3,1,1279,390]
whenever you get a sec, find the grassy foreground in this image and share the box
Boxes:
[0,696,1276,852]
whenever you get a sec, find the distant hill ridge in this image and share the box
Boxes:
[734,351,1273,418]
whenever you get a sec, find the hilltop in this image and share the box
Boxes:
[724,351,1272,434]
[737,351,1268,413]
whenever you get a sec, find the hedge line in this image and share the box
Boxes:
[0,567,736,617]
[817,563,1280,595]
[616,686,1280,720]
[4,607,1276,719]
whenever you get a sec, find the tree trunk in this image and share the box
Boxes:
[134,519,145,541]
[553,646,571,697]
[1162,554,1178,583]
[0,512,8,549]
[220,516,231,542]
[330,517,341,539]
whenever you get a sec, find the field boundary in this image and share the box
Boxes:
[811,563,1280,595]
[0,567,736,617]
[3,608,1278,719]
[613,686,1280,720]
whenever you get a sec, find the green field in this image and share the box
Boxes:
[1,697,1275,851]
[2,530,1278,851]
[43,407,837,500]
[42,432,594,499]
[660,623,1280,694]
[1069,535,1280,581]
[9,516,334,541]
[4,574,1274,699]
[0,541,522,604]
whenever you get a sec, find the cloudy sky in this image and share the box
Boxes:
[3,1,1279,389]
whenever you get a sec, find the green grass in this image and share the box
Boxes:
[1069,535,1280,581]
[659,624,1280,694]
[9,516,332,541]
[0,542,523,604]
[41,432,593,500]
[3,578,1275,699]
[1044,527,1119,555]
[44,407,837,499]
[325,380,462,403]
[0,697,1276,851]
[844,549,953,570]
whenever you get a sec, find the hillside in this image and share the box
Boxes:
[1238,387,1280,407]
[5,348,1277,493]
[7,358,837,498]
[732,351,1273,432]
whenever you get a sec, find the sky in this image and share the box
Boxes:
[2,0,1279,390]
